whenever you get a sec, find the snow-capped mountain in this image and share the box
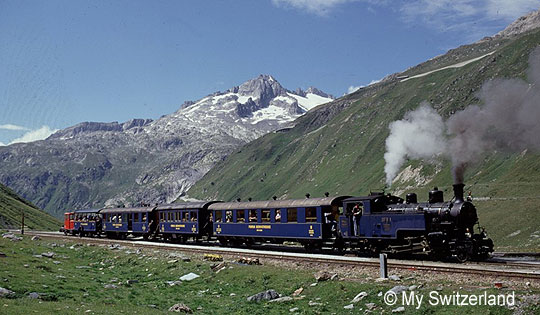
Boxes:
[0,75,333,216]
[151,74,333,143]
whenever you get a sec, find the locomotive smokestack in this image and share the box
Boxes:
[453,183,465,202]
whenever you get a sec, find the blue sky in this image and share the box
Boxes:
[1,0,539,145]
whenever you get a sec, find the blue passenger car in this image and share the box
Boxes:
[101,206,157,239]
[155,202,218,241]
[73,208,102,237]
[208,196,349,248]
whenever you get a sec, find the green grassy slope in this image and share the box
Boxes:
[188,29,540,251]
[0,183,60,231]
[3,237,537,314]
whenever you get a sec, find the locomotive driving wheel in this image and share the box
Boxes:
[454,250,470,263]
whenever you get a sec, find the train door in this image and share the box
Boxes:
[128,213,133,231]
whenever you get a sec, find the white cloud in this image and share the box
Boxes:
[401,0,539,26]
[347,85,362,94]
[346,78,382,95]
[486,0,540,20]
[0,124,30,131]
[398,0,539,42]
[272,0,357,16]
[8,126,58,145]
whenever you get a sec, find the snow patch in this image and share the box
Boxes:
[288,92,332,111]
[237,95,258,104]
[247,105,297,124]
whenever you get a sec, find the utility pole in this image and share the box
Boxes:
[21,210,25,235]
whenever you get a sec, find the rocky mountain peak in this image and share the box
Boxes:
[237,74,288,106]
[48,121,124,139]
[495,9,540,38]
[305,86,334,99]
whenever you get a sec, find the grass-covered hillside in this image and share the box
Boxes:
[188,29,540,252]
[0,183,60,231]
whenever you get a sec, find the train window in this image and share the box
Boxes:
[191,211,197,222]
[134,213,139,222]
[236,210,245,223]
[261,209,270,222]
[215,211,223,223]
[345,203,356,215]
[249,209,257,222]
[306,207,317,222]
[159,212,163,221]
[287,208,297,223]
[142,213,147,222]
[274,209,281,222]
[182,211,189,222]
[225,211,232,222]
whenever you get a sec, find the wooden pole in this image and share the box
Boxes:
[21,210,25,235]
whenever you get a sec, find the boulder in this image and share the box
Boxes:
[28,292,41,299]
[168,303,193,313]
[41,252,55,258]
[366,303,377,310]
[179,273,199,281]
[2,233,15,239]
[247,289,281,302]
[392,306,406,312]
[31,236,41,241]
[166,281,182,286]
[211,262,227,273]
[314,271,336,282]
[344,304,354,309]
[0,287,15,298]
[388,286,409,295]
[351,291,368,303]
[268,296,293,303]
[292,287,304,296]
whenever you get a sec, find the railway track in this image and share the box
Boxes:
[24,230,540,281]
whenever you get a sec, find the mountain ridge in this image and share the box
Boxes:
[0,75,333,218]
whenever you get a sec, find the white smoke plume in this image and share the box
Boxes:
[384,47,540,186]
[384,103,447,185]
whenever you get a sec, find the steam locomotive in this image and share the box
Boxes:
[62,183,493,262]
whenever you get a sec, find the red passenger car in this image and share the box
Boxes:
[62,212,75,235]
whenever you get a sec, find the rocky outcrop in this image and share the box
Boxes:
[495,9,540,38]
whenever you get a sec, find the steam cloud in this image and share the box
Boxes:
[384,103,446,185]
[385,47,540,186]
